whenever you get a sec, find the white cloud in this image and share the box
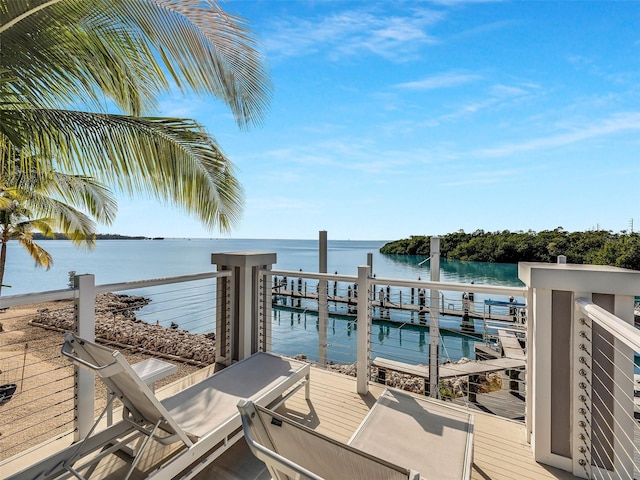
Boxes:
[262,6,443,61]
[395,72,482,90]
[476,112,640,158]
[489,84,529,98]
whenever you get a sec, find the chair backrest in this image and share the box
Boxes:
[61,332,191,446]
[237,400,419,480]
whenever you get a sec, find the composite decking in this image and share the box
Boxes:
[3,365,579,480]
[266,367,578,480]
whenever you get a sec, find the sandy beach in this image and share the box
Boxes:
[0,301,201,461]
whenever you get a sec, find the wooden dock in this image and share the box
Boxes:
[273,288,519,323]
[497,329,526,361]
[372,356,526,381]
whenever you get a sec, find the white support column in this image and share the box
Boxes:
[318,231,328,367]
[529,285,556,466]
[356,265,371,395]
[74,274,95,442]
[211,252,277,362]
[428,236,440,398]
[525,283,534,443]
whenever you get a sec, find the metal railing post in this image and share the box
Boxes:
[74,274,95,442]
[214,267,233,366]
[573,299,593,477]
[356,265,371,395]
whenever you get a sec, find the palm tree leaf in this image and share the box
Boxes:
[1,0,272,125]
[16,233,54,269]
[47,173,118,225]
[8,108,244,230]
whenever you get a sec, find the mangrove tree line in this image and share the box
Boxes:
[380,228,640,270]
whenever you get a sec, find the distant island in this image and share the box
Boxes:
[380,228,640,270]
[32,233,150,240]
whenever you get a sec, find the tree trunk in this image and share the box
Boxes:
[0,226,9,296]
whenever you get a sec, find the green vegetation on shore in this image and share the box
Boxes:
[380,228,640,270]
[32,233,147,240]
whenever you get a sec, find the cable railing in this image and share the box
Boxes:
[263,267,528,422]
[7,251,640,480]
[574,298,640,479]
[264,273,360,370]
[0,270,230,461]
[0,300,75,460]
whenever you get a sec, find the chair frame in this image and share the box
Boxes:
[8,333,310,480]
[237,399,420,480]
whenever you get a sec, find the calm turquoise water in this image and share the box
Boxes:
[7,239,524,364]
[7,238,523,294]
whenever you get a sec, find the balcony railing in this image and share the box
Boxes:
[2,253,640,480]
[261,267,527,422]
[574,297,640,479]
[0,271,229,462]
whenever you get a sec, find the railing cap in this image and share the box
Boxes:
[211,252,277,268]
[518,261,640,295]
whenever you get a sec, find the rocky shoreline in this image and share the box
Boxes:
[316,357,500,397]
[31,292,216,365]
[31,293,499,396]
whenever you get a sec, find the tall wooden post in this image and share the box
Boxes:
[428,236,440,398]
[318,231,328,366]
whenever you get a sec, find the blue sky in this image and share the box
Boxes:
[106,1,640,240]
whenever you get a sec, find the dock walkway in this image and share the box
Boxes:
[274,288,517,323]
[497,329,526,361]
[372,356,526,381]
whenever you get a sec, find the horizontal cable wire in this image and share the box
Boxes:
[578,319,639,479]
[264,275,527,421]
[584,350,639,476]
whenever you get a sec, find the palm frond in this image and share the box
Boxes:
[47,173,118,224]
[8,108,244,230]
[16,233,54,269]
[1,0,272,125]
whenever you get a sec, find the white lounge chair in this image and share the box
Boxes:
[238,388,474,480]
[9,332,310,480]
[238,399,420,480]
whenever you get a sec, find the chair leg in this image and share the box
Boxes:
[124,418,164,480]
[57,394,118,479]
[305,372,311,400]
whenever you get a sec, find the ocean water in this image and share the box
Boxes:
[6,238,524,364]
[7,238,523,294]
